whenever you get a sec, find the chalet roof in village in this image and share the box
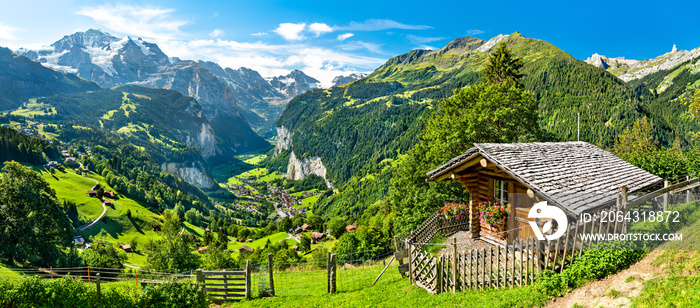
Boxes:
[426,142,662,215]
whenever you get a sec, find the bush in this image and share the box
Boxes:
[138,280,209,308]
[0,277,207,308]
[535,242,647,296]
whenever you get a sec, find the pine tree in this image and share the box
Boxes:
[482,41,523,87]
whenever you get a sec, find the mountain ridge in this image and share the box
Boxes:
[17,29,329,138]
[17,29,268,159]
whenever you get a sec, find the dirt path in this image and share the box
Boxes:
[545,250,664,308]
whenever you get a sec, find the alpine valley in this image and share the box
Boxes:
[2,27,700,287]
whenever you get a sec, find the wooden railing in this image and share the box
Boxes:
[408,211,471,250]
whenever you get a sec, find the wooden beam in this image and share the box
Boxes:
[433,154,483,182]
[479,169,513,179]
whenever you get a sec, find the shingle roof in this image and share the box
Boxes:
[426,142,662,215]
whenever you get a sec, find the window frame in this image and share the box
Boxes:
[494,179,509,202]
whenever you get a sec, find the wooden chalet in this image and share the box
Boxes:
[310,232,325,241]
[426,142,661,245]
[345,224,356,233]
[104,199,112,206]
[198,246,210,254]
[238,245,254,253]
[103,190,115,198]
[301,224,311,232]
[121,244,132,253]
[88,190,97,197]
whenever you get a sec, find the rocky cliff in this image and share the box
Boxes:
[586,45,700,82]
[274,126,293,157]
[161,162,216,189]
[285,151,333,189]
[134,60,268,159]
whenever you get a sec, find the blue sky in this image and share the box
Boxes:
[1,0,699,86]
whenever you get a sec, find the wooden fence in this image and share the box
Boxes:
[399,176,700,294]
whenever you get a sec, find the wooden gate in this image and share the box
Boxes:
[196,262,250,303]
[410,246,439,293]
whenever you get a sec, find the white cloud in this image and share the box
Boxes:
[251,32,269,37]
[338,19,431,31]
[308,23,333,37]
[209,29,224,37]
[406,34,445,44]
[158,38,385,87]
[76,4,187,40]
[0,23,22,40]
[339,41,383,54]
[415,45,438,51]
[337,33,354,41]
[274,23,306,41]
[467,29,485,35]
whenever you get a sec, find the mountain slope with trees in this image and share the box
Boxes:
[276,32,664,219]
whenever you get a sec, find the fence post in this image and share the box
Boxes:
[245,260,251,300]
[326,253,336,293]
[664,180,669,210]
[436,258,443,294]
[267,253,275,297]
[687,176,692,203]
[327,251,332,293]
[196,269,203,283]
[408,243,414,285]
[96,273,101,302]
[452,238,457,293]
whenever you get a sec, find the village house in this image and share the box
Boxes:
[121,244,132,253]
[310,232,325,242]
[73,236,85,246]
[301,224,311,232]
[103,190,115,198]
[238,245,254,253]
[198,246,210,254]
[426,142,661,246]
[104,200,112,206]
[346,224,357,233]
[87,190,97,197]
[65,157,78,166]
[45,161,58,168]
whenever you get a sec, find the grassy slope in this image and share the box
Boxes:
[37,165,165,247]
[631,207,700,307]
[0,262,25,280]
[36,167,104,220]
[228,232,289,251]
[235,262,546,308]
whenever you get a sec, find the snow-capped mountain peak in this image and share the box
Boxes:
[331,72,368,87]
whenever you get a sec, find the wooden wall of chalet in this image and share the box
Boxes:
[452,158,538,245]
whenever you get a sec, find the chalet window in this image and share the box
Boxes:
[494,179,508,202]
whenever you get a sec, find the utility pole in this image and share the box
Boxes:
[577,112,580,142]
